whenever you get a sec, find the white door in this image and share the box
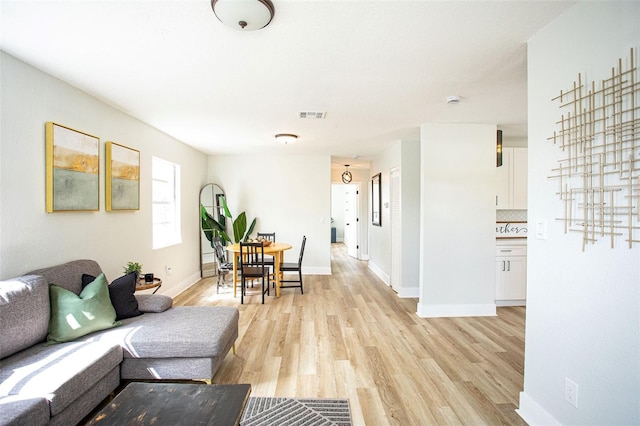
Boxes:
[390,168,401,290]
[344,184,359,259]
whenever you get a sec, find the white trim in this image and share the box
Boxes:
[496,299,526,307]
[416,303,497,318]
[516,392,561,426]
[302,266,331,275]
[396,287,420,298]
[368,261,390,286]
[164,271,201,298]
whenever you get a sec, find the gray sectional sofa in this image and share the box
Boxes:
[0,259,239,426]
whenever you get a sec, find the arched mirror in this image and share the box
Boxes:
[200,183,226,278]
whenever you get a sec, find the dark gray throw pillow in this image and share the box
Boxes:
[82,272,143,320]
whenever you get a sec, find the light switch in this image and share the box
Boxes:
[536,220,547,240]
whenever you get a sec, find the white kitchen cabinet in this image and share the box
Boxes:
[495,244,527,306]
[496,147,527,209]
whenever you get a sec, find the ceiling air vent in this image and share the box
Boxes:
[298,111,326,119]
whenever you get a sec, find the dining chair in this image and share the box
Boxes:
[212,237,233,294]
[239,241,270,304]
[279,235,306,294]
[257,232,275,263]
[257,232,276,242]
[257,232,276,279]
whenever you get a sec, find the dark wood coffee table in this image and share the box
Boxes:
[87,382,251,425]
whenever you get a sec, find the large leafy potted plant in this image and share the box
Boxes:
[200,195,256,246]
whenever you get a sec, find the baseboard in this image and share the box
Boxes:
[166,271,201,298]
[496,299,526,307]
[416,302,496,318]
[516,392,561,426]
[396,287,420,298]
[368,261,390,286]
[302,266,331,275]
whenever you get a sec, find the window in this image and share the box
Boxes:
[152,157,181,249]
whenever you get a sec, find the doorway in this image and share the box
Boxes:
[331,183,360,259]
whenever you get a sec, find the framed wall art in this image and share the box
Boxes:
[106,142,140,211]
[45,122,100,212]
[372,173,381,226]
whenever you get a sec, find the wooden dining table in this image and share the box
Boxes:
[226,242,292,298]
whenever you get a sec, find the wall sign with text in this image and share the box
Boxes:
[496,222,528,239]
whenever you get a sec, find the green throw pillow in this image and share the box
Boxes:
[47,273,121,344]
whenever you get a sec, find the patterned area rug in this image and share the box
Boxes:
[240,397,352,426]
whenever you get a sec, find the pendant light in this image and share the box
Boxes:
[342,165,352,184]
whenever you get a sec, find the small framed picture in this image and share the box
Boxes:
[106,142,140,211]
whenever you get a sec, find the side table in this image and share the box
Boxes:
[136,277,162,294]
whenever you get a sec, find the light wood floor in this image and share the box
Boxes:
[174,244,527,426]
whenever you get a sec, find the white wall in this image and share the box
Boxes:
[519,2,640,425]
[208,155,331,274]
[399,140,421,297]
[0,52,208,297]
[330,185,346,241]
[418,123,497,317]
[369,142,401,284]
[367,140,420,297]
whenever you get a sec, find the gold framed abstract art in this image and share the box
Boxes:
[106,142,140,211]
[45,122,100,212]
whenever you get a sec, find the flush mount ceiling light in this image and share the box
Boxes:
[211,0,275,31]
[445,95,461,104]
[342,165,352,184]
[275,133,298,144]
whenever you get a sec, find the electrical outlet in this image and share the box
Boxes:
[565,378,579,408]
[165,266,172,276]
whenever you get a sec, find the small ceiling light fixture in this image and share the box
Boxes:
[275,133,298,144]
[211,0,275,31]
[445,95,461,104]
[342,165,353,184]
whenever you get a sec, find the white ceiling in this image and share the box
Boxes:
[0,0,575,166]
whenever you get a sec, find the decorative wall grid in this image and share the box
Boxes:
[548,48,639,250]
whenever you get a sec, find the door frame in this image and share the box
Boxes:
[331,182,361,259]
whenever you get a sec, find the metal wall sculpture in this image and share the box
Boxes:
[548,48,639,250]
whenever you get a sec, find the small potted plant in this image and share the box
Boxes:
[123,261,143,279]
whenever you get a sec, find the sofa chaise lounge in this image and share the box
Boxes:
[0,259,239,425]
